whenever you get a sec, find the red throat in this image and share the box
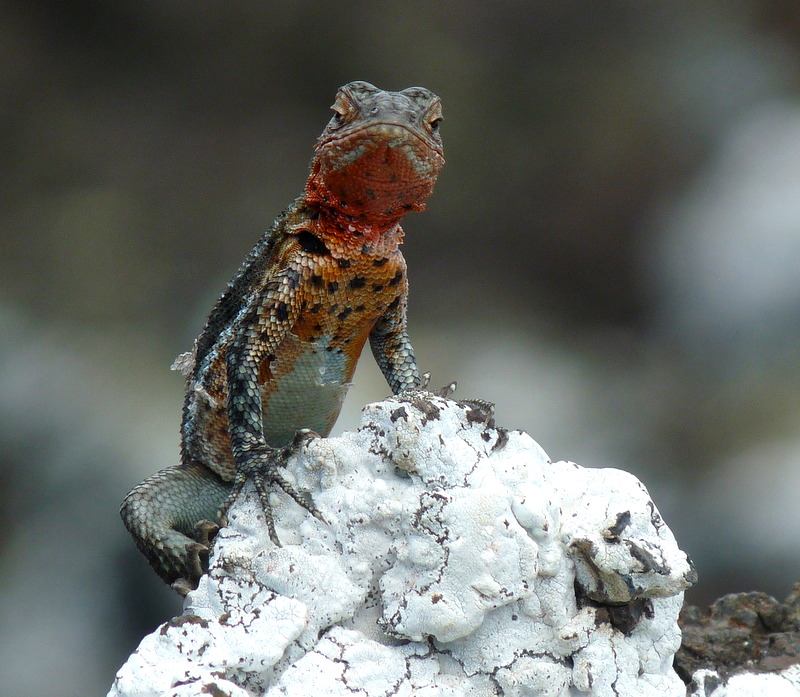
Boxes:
[305,124,441,240]
[304,196,407,254]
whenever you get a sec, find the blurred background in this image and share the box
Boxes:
[2,1,800,693]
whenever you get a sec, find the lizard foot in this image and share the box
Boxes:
[219,431,326,546]
[417,373,496,415]
[402,374,496,428]
[407,371,457,398]
[170,520,220,596]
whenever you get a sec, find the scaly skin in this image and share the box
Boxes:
[120,81,445,593]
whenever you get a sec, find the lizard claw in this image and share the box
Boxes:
[404,372,457,398]
[170,521,219,596]
[434,380,458,398]
[418,371,432,390]
[193,518,220,548]
[171,540,208,596]
[289,428,320,449]
[220,436,325,546]
[280,430,326,521]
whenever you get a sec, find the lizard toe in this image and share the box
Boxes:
[169,540,210,596]
[287,428,320,451]
[220,445,325,545]
[193,518,220,548]
[398,372,457,399]
[434,380,458,398]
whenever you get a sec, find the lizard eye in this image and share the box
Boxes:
[426,100,443,134]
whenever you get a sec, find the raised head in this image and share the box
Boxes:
[306,81,445,230]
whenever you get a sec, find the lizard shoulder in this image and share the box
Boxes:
[188,199,312,379]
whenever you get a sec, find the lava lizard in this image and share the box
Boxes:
[120,81,445,594]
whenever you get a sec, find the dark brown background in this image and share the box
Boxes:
[2,2,800,693]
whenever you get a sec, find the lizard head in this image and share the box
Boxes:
[306,81,445,230]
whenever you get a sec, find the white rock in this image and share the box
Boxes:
[689,666,800,697]
[109,394,696,697]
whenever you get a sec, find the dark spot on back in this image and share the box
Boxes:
[286,268,301,289]
[389,270,404,286]
[337,259,352,268]
[297,230,330,255]
[275,302,289,322]
[373,258,388,267]
[337,307,353,321]
[327,280,339,293]
[348,276,366,290]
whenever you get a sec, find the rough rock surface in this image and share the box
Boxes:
[109,393,696,697]
[679,586,800,696]
[688,666,800,697]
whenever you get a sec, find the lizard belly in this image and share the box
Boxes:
[261,332,359,447]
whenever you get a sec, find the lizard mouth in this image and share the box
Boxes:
[318,120,444,161]
[310,121,445,219]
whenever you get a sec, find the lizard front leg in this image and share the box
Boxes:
[370,291,457,399]
[369,290,422,394]
[220,270,324,545]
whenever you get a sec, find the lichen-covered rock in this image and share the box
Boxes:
[109,393,696,697]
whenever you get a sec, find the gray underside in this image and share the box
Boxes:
[262,333,353,446]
